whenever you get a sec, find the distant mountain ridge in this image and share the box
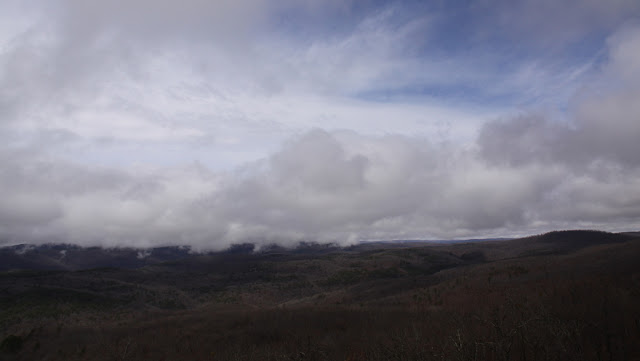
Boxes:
[0,230,637,272]
[515,229,635,252]
[0,244,193,272]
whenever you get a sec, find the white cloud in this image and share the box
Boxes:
[2,122,638,249]
[1,1,639,248]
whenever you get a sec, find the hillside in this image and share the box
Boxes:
[1,230,639,360]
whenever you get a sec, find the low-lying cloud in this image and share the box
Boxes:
[2,114,639,249]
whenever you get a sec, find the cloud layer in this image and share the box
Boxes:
[1,1,639,248]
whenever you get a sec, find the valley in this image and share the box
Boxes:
[1,230,639,360]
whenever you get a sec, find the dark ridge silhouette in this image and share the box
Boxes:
[526,229,633,243]
[516,229,635,253]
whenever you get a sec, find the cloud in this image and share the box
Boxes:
[1,118,639,249]
[474,25,640,231]
[480,0,640,47]
[605,23,640,82]
[479,25,640,168]
[1,2,640,249]
[0,146,224,247]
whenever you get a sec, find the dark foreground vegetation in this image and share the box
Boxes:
[1,230,640,360]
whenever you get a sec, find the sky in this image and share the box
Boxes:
[1,0,640,249]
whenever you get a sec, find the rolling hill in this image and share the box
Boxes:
[1,230,639,360]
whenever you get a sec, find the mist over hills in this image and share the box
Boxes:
[0,230,633,272]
